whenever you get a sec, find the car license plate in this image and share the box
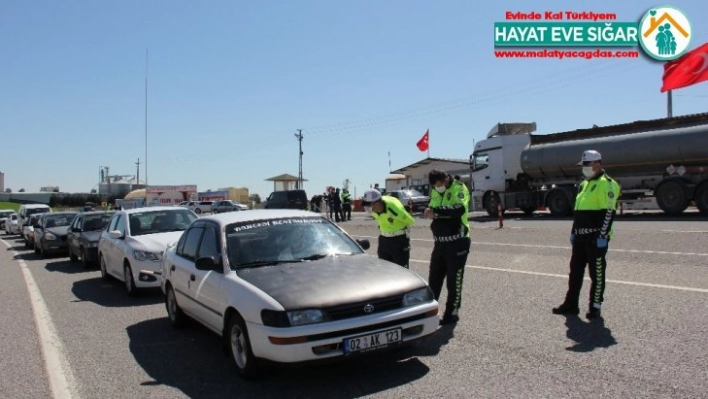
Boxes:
[343,328,402,354]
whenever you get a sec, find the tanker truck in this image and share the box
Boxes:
[470,113,708,217]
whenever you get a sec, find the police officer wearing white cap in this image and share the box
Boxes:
[553,150,621,319]
[361,189,415,268]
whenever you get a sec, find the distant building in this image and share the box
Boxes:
[98,177,145,197]
[0,171,4,193]
[391,157,471,194]
[219,187,250,203]
[40,186,60,193]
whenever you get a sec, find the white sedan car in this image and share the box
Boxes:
[160,210,439,379]
[4,213,20,235]
[99,206,198,296]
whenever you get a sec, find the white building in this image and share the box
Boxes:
[0,171,4,192]
[40,186,60,192]
[390,157,471,193]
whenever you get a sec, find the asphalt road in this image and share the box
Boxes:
[1,211,707,398]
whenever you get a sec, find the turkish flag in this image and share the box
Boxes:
[416,130,429,152]
[661,43,708,92]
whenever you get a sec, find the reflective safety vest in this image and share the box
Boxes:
[429,180,470,240]
[372,196,415,234]
[573,171,620,238]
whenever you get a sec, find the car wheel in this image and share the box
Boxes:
[69,248,78,262]
[80,248,90,268]
[124,263,137,297]
[227,313,259,379]
[166,285,187,327]
[99,254,110,280]
[195,208,202,214]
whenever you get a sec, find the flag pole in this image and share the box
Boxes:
[667,90,673,118]
[427,128,430,158]
[388,151,392,173]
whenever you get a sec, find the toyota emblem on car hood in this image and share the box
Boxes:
[363,304,375,313]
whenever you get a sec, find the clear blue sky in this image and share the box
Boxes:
[2,0,707,199]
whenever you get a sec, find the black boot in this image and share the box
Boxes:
[586,304,602,319]
[552,303,579,315]
[439,314,459,325]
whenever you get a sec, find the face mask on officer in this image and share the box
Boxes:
[435,185,446,194]
[582,166,595,178]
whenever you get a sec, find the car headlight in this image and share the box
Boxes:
[402,287,433,307]
[133,250,162,261]
[44,233,58,240]
[287,309,325,326]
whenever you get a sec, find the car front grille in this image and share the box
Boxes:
[60,235,68,242]
[325,295,404,321]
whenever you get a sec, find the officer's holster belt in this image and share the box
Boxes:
[381,229,407,237]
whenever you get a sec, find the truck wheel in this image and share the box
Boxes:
[692,183,708,215]
[547,190,572,217]
[656,181,689,215]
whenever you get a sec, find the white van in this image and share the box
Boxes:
[18,204,52,232]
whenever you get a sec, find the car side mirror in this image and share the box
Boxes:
[108,230,124,239]
[356,239,371,250]
[195,256,220,271]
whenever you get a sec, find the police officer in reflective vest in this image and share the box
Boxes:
[553,150,620,319]
[424,169,471,325]
[341,189,352,221]
[362,189,414,268]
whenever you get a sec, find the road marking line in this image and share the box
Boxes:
[2,240,79,399]
[353,235,708,256]
[407,260,708,293]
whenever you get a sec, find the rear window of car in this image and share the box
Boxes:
[27,207,51,216]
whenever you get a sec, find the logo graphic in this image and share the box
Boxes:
[638,6,692,60]
[363,304,375,313]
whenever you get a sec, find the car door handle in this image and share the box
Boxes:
[171,265,176,271]
[190,274,196,281]
[485,176,490,179]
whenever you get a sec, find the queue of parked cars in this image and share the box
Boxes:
[1,194,441,379]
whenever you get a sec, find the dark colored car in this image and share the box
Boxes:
[385,189,430,214]
[67,211,115,267]
[261,190,308,210]
[33,211,78,258]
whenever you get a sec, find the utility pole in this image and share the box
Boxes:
[295,129,304,189]
[135,158,141,190]
[144,49,149,188]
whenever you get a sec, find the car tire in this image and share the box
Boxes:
[124,263,138,297]
[194,208,202,214]
[165,285,187,328]
[80,248,90,268]
[69,248,78,262]
[227,313,259,380]
[99,254,110,280]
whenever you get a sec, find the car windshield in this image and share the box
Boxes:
[27,208,50,216]
[43,214,76,228]
[0,210,13,217]
[225,217,364,269]
[129,209,197,236]
[83,213,114,231]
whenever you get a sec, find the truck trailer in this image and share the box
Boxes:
[470,113,708,217]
